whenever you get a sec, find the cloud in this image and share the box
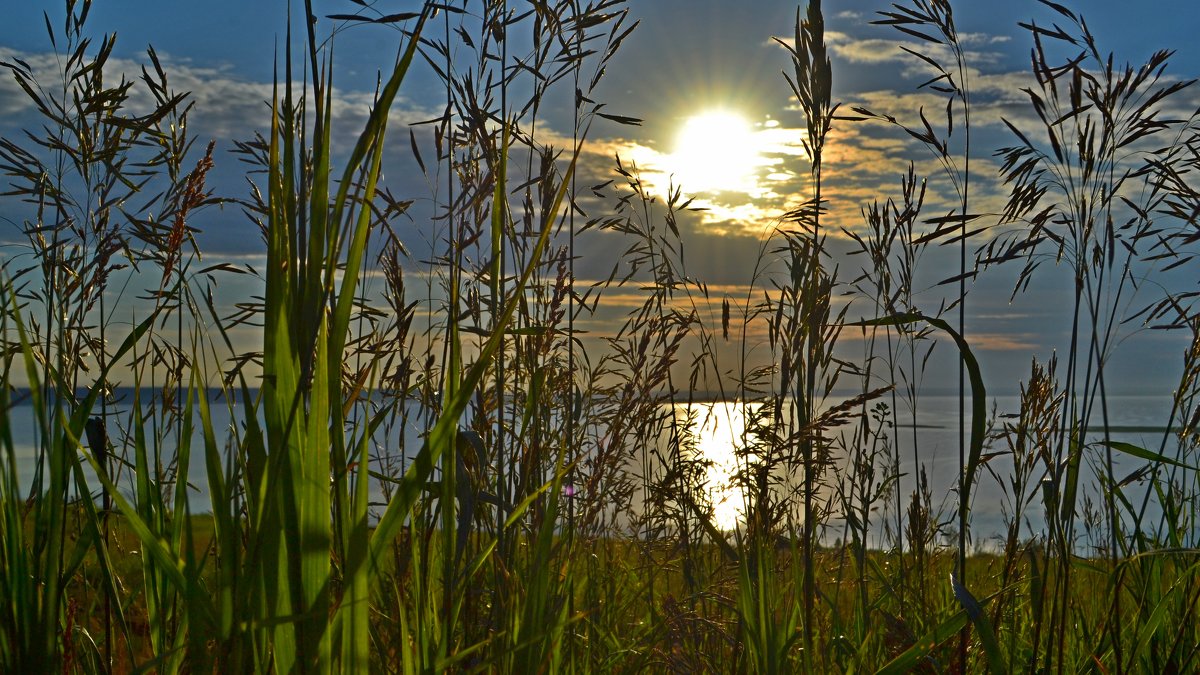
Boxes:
[0,46,435,152]
[575,99,1031,249]
[966,332,1041,352]
[0,43,443,264]
[826,30,1008,71]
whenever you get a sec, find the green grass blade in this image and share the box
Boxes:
[1096,439,1200,472]
[368,150,581,572]
[79,445,191,594]
[952,572,1007,674]
[874,609,970,675]
[328,8,430,351]
[196,376,238,646]
[851,313,986,530]
[1126,561,1196,670]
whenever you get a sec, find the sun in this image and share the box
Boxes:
[668,110,762,195]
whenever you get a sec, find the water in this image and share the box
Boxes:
[3,389,426,514]
[4,389,1189,546]
[662,394,1189,548]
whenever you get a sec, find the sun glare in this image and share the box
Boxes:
[687,402,753,531]
[669,111,762,195]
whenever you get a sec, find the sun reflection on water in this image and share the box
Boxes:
[678,401,759,531]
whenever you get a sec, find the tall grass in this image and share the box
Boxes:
[2,0,1200,672]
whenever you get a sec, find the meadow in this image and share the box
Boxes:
[2,0,1199,672]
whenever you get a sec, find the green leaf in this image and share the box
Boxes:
[951,573,1007,674]
[875,609,969,675]
[368,148,581,575]
[1095,440,1200,472]
[851,313,986,531]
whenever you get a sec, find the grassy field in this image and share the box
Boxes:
[3,0,1200,672]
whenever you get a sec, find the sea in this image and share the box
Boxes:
[3,389,1189,549]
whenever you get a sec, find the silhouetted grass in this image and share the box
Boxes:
[2,0,1200,672]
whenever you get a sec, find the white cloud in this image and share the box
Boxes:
[0,46,435,149]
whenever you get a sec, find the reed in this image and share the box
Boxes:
[2,0,1200,672]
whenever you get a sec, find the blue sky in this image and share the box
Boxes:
[2,0,1198,396]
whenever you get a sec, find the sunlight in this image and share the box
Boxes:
[668,111,763,195]
[686,402,754,531]
[598,112,811,234]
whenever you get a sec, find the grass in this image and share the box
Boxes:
[2,0,1200,672]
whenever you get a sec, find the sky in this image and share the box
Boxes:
[2,0,1199,398]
